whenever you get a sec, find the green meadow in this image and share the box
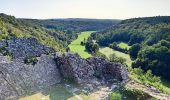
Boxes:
[68,31,95,58]
[117,42,131,50]
[99,47,132,66]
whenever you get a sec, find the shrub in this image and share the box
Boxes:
[109,53,126,64]
[120,87,154,100]
[110,92,122,100]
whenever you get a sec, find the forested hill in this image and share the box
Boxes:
[21,18,120,33]
[91,16,170,80]
[92,16,170,46]
[0,13,119,51]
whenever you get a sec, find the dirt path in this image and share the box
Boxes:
[126,80,170,100]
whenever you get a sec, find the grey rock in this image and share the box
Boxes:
[0,51,128,100]
[55,53,129,85]
[0,54,61,100]
[0,38,55,59]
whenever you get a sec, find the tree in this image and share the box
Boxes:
[129,43,141,59]
[85,40,99,53]
[132,40,170,80]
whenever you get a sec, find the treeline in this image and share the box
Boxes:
[91,16,170,80]
[22,18,120,33]
[109,42,129,54]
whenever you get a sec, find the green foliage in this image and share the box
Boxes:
[117,42,131,50]
[24,18,120,33]
[99,47,132,66]
[109,42,129,54]
[92,16,170,47]
[109,53,126,64]
[92,51,107,59]
[133,40,170,80]
[110,86,156,100]
[129,43,141,59]
[129,68,170,94]
[120,87,156,100]
[110,92,122,100]
[0,14,119,52]
[0,14,66,51]
[68,31,93,58]
[85,40,99,53]
[92,16,170,82]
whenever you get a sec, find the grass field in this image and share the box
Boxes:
[99,47,132,66]
[117,42,131,50]
[68,31,95,58]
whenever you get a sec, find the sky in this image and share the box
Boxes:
[0,0,170,19]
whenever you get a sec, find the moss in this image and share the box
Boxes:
[24,56,38,65]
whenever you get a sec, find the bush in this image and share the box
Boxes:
[120,87,154,100]
[109,53,126,64]
[93,51,107,59]
[129,68,170,94]
[110,92,122,100]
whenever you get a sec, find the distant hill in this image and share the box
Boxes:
[21,18,120,34]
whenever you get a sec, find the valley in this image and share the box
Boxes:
[1,0,170,100]
[0,13,170,100]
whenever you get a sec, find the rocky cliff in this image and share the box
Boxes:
[0,38,128,100]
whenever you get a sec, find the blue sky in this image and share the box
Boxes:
[0,0,170,19]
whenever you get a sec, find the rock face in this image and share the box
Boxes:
[0,51,128,100]
[0,38,55,59]
[0,54,61,100]
[55,53,129,85]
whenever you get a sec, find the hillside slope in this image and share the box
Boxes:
[91,16,170,81]
[92,16,170,46]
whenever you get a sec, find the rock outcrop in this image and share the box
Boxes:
[55,53,129,85]
[0,54,61,100]
[0,39,128,100]
[0,38,55,59]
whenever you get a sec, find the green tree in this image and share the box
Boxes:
[129,43,141,59]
